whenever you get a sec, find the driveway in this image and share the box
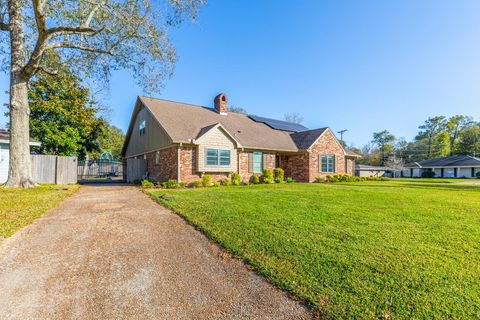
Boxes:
[0,185,311,320]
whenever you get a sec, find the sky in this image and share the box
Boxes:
[1,0,480,146]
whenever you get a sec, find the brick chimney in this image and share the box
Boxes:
[214,93,228,115]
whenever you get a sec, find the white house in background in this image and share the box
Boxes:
[0,129,41,183]
[355,164,393,177]
[402,155,480,178]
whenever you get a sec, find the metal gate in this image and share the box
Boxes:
[77,159,126,182]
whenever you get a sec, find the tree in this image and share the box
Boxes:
[372,130,395,165]
[93,124,125,160]
[284,112,304,124]
[415,116,448,159]
[445,115,472,155]
[385,155,405,178]
[0,0,204,187]
[229,105,248,114]
[28,65,104,159]
[457,124,480,156]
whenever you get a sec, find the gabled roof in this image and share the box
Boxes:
[136,97,300,151]
[290,128,328,150]
[194,123,241,147]
[122,96,349,155]
[0,129,41,146]
[405,155,480,168]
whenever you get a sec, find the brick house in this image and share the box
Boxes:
[121,94,359,183]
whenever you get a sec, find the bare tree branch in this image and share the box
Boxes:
[0,21,8,31]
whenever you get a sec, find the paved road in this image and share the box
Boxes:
[0,185,311,320]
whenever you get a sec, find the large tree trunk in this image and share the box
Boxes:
[4,0,36,188]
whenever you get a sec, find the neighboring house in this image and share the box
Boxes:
[355,164,392,177]
[0,129,41,183]
[402,155,480,178]
[121,94,360,183]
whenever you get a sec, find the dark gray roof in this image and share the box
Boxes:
[248,115,309,132]
[356,164,391,171]
[405,155,480,168]
[290,128,328,150]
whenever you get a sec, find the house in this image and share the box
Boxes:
[355,164,392,177]
[121,94,360,183]
[0,129,41,183]
[402,155,480,178]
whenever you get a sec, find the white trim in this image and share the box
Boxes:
[125,144,177,159]
[193,123,242,148]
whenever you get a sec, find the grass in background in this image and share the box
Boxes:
[147,179,480,319]
[0,184,79,238]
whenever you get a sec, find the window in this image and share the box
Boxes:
[155,151,160,165]
[321,155,335,173]
[206,148,231,166]
[139,120,146,136]
[143,154,147,160]
[252,152,263,173]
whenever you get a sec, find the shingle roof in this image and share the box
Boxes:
[290,128,328,150]
[139,97,312,151]
[405,155,480,168]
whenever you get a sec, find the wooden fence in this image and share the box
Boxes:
[31,155,77,184]
[126,158,146,182]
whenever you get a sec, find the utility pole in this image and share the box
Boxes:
[337,129,348,146]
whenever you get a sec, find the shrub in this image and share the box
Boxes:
[241,180,250,186]
[476,171,480,179]
[262,169,273,184]
[252,175,260,184]
[164,179,178,189]
[273,168,284,183]
[202,174,212,187]
[141,179,155,188]
[223,178,232,186]
[178,182,187,188]
[286,177,295,183]
[422,170,435,178]
[213,181,221,187]
[315,176,325,183]
[191,180,203,188]
[231,172,241,186]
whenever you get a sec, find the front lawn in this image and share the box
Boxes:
[0,184,79,238]
[147,180,480,319]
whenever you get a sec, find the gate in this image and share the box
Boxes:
[77,159,126,182]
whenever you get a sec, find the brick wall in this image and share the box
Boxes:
[146,146,178,182]
[238,151,275,182]
[346,157,356,175]
[179,146,230,183]
[281,153,310,182]
[307,130,347,182]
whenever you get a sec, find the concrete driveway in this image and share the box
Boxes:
[0,185,311,320]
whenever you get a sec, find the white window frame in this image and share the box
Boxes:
[155,151,160,165]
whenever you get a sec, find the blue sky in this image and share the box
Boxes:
[1,0,480,146]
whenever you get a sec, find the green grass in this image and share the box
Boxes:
[147,179,480,319]
[0,184,79,238]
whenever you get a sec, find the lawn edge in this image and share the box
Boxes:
[0,184,80,239]
[143,188,326,319]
